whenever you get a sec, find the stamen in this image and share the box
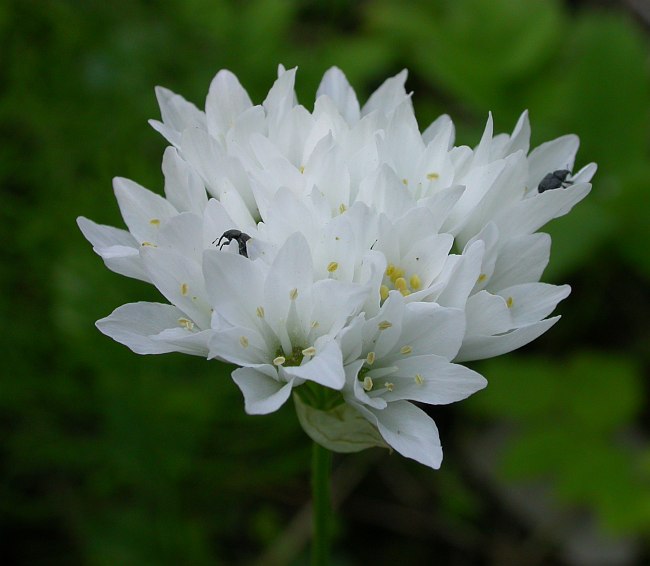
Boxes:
[402,178,409,186]
[477,273,487,283]
[366,351,376,365]
[386,264,395,278]
[395,277,408,291]
[239,336,249,348]
[178,318,194,330]
[302,346,316,356]
[415,374,424,385]
[400,345,412,355]
[141,241,157,247]
[180,283,189,296]
[409,274,421,290]
[384,382,394,392]
[378,320,392,330]
[149,218,160,226]
[426,172,439,181]
[327,261,339,273]
[299,165,305,174]
[362,376,374,391]
[273,356,286,366]
[506,296,514,308]
[339,203,347,214]
[380,285,390,301]
[256,306,265,318]
[289,288,298,300]
[311,321,320,329]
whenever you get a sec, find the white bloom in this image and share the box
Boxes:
[79,65,593,468]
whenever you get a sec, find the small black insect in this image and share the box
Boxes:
[538,169,573,193]
[213,229,251,258]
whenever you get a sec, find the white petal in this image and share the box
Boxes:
[435,240,484,309]
[465,291,513,337]
[205,69,253,138]
[263,232,314,335]
[96,301,201,354]
[494,182,591,240]
[232,365,294,415]
[150,327,212,356]
[141,246,211,329]
[208,326,269,366]
[528,134,579,188]
[497,283,570,326]
[151,86,206,145]
[316,66,361,124]
[356,400,443,469]
[282,339,346,390]
[362,70,409,117]
[455,316,561,362]
[77,217,149,281]
[399,303,466,359]
[162,147,208,215]
[384,355,487,404]
[487,233,551,291]
[202,248,265,328]
[422,114,454,147]
[113,177,178,243]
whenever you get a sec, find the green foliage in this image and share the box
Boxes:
[2,0,649,563]
[467,353,650,533]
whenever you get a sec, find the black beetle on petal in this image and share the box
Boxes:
[213,230,251,258]
[537,169,573,193]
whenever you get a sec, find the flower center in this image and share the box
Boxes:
[380,263,422,300]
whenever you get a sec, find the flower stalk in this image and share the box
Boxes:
[311,441,332,566]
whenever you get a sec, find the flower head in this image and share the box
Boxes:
[78,66,594,468]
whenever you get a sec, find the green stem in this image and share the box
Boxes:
[311,441,332,566]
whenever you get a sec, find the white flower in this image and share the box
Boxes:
[79,65,593,469]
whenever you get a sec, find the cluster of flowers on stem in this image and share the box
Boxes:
[78,66,594,468]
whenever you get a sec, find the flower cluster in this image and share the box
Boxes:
[78,66,594,468]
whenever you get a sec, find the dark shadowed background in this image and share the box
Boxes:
[1,0,649,564]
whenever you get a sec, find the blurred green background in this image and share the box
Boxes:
[2,0,649,564]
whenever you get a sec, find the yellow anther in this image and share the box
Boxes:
[378,320,392,330]
[386,264,395,278]
[178,318,194,330]
[141,241,156,247]
[239,336,249,348]
[273,356,286,366]
[339,203,347,214]
[256,306,265,318]
[395,277,408,291]
[299,165,305,174]
[391,267,405,282]
[400,345,412,355]
[302,346,316,356]
[289,288,298,300]
[180,283,189,296]
[362,376,374,391]
[327,261,339,273]
[366,351,376,365]
[384,382,394,392]
[477,273,487,283]
[311,321,320,329]
[402,178,409,186]
[400,289,411,297]
[415,374,424,385]
[426,172,439,181]
[380,285,390,301]
[506,296,514,308]
[409,274,421,290]
[149,218,160,226]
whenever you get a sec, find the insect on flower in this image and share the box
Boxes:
[214,229,251,258]
[537,169,573,193]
